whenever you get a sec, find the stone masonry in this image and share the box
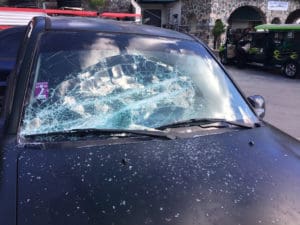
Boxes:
[100,0,300,47]
[210,0,300,25]
[1,0,299,47]
[100,0,131,12]
[180,0,300,47]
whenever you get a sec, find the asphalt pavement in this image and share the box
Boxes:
[225,65,300,140]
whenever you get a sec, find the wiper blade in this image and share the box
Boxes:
[157,118,259,130]
[24,128,177,140]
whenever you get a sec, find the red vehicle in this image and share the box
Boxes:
[100,12,141,21]
[0,6,141,30]
[0,6,98,30]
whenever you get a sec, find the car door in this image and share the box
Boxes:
[247,33,267,63]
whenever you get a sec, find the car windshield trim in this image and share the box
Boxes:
[156,118,260,130]
[23,128,177,140]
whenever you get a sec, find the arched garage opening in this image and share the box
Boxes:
[271,17,281,24]
[286,9,300,24]
[228,6,266,30]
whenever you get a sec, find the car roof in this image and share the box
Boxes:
[43,16,194,41]
[0,25,26,60]
[255,24,300,32]
[0,25,26,36]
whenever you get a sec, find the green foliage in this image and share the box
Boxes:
[219,44,225,52]
[212,19,226,38]
[212,19,226,49]
[89,0,105,10]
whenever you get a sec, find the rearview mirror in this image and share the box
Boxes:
[247,95,265,119]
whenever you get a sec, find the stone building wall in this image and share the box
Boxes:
[1,0,299,47]
[211,0,266,24]
[100,0,300,47]
[210,0,300,25]
[101,0,131,12]
[180,0,212,43]
[180,0,300,47]
[268,0,300,23]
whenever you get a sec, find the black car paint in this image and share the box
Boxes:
[0,26,26,111]
[0,16,300,225]
[0,26,26,75]
[1,125,300,225]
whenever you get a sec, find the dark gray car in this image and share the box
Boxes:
[1,16,300,225]
[0,26,26,111]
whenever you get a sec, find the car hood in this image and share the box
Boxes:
[15,125,300,225]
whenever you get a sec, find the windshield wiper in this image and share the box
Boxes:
[157,118,260,130]
[24,128,177,140]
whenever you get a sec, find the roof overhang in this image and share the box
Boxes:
[255,24,300,31]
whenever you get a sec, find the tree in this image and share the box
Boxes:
[212,19,226,50]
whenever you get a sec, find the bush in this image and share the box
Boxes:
[212,19,226,49]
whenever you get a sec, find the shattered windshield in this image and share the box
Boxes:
[20,31,257,136]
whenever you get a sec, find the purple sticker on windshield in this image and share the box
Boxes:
[34,82,49,100]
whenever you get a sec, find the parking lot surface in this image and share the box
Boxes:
[226,65,300,140]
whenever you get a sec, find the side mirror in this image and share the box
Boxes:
[247,95,265,119]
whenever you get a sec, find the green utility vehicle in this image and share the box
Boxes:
[219,24,300,78]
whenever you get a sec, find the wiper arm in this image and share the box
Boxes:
[24,128,177,140]
[157,118,259,130]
